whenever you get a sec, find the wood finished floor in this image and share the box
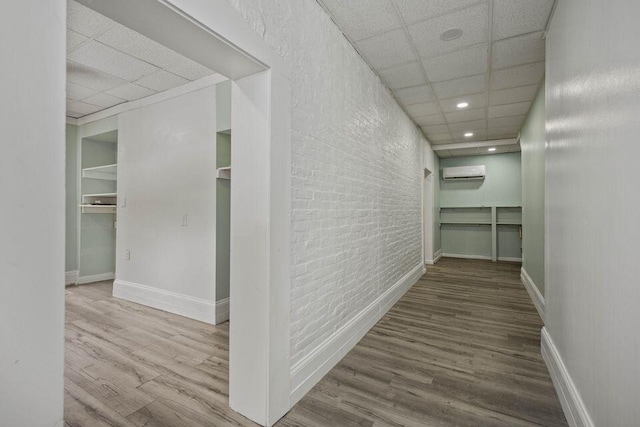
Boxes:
[64,258,567,427]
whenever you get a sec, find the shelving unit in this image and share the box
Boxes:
[82,164,117,180]
[440,205,522,261]
[80,193,117,214]
[216,166,231,180]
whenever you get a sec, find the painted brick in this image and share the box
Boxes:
[226,0,427,367]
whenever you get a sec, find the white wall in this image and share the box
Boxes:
[0,0,66,425]
[423,141,436,264]
[113,85,219,324]
[225,0,429,403]
[545,0,640,425]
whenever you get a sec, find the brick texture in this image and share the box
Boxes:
[227,0,426,367]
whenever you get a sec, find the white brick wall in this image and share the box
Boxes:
[226,0,427,367]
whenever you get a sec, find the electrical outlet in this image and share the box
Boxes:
[124,249,130,260]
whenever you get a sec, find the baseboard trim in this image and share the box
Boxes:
[541,328,594,427]
[77,272,114,285]
[521,267,545,321]
[289,263,425,406]
[498,256,523,262]
[425,249,443,265]
[113,279,216,325]
[216,298,230,324]
[65,270,79,286]
[442,253,492,260]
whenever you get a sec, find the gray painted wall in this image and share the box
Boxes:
[216,132,231,301]
[520,83,545,294]
[439,153,522,259]
[66,124,78,272]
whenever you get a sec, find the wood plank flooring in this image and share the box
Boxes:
[64,258,567,426]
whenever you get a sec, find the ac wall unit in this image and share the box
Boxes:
[442,165,486,181]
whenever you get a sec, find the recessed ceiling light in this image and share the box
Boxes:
[456,102,469,109]
[440,28,463,41]
[488,147,496,152]
[464,132,474,137]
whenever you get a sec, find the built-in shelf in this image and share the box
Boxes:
[439,205,522,261]
[80,193,117,214]
[82,164,117,181]
[217,166,231,180]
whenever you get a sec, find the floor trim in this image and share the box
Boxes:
[65,270,79,286]
[77,272,114,285]
[443,253,492,260]
[216,298,230,324]
[425,249,442,265]
[521,267,545,321]
[541,328,594,427]
[289,263,425,406]
[113,279,216,325]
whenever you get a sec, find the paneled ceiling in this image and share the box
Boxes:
[318,0,553,147]
[66,1,216,118]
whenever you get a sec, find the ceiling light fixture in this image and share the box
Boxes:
[464,132,474,137]
[440,28,463,41]
[456,102,469,109]
[488,147,496,152]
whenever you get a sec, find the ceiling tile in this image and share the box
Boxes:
[492,31,545,70]
[439,92,487,112]
[67,111,83,119]
[421,124,449,135]
[66,99,102,116]
[445,108,486,124]
[427,132,453,142]
[96,24,185,68]
[488,115,526,128]
[489,84,539,106]
[449,119,486,132]
[355,29,417,70]
[408,3,489,58]
[67,0,114,37]
[423,44,488,82]
[452,128,488,142]
[106,83,156,101]
[67,61,127,91]
[488,101,531,118]
[68,41,159,81]
[493,0,555,40]
[320,0,401,41]
[450,147,483,156]
[405,102,441,117]
[431,139,455,145]
[488,126,520,139]
[134,70,190,92]
[378,61,426,89]
[165,59,214,81]
[66,82,98,101]
[432,73,486,99]
[393,85,435,105]
[490,61,544,90]
[82,92,126,109]
[414,113,446,126]
[67,30,88,52]
[394,0,480,25]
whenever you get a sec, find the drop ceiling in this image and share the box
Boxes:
[318,0,553,150]
[66,1,216,118]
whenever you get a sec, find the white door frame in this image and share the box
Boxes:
[75,1,292,425]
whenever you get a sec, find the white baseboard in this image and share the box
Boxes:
[442,253,492,260]
[498,256,523,262]
[77,272,114,285]
[113,279,216,325]
[541,328,594,427]
[289,263,425,405]
[521,267,545,321]
[215,298,230,324]
[65,270,79,286]
[425,249,442,265]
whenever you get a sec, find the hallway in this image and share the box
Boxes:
[64,258,566,427]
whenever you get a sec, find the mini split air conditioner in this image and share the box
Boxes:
[442,165,486,181]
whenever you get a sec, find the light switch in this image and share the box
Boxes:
[182,214,188,226]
